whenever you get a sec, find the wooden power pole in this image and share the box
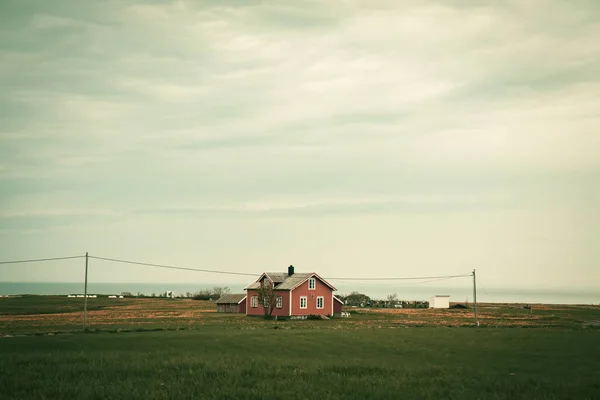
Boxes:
[473,269,478,327]
[83,252,89,330]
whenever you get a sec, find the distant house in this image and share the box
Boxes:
[429,295,450,309]
[244,265,337,318]
[215,294,247,313]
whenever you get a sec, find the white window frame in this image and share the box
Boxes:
[308,278,316,290]
[316,296,324,309]
[300,296,307,309]
[276,296,282,309]
[251,296,258,308]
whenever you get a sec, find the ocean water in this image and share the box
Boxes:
[0,281,597,305]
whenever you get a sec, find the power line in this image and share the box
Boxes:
[400,276,467,285]
[87,255,260,277]
[91,256,472,282]
[0,255,85,265]
[325,273,472,281]
[0,253,472,283]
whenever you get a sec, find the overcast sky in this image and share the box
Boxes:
[0,0,598,292]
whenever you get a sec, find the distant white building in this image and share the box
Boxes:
[166,291,174,298]
[429,295,450,309]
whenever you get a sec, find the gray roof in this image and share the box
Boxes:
[245,281,261,290]
[215,293,246,304]
[245,272,336,291]
[274,273,313,290]
[265,272,288,283]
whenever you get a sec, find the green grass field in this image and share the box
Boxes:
[1,296,599,399]
[1,328,599,399]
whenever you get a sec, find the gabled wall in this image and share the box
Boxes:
[290,277,333,316]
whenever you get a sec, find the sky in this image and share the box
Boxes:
[0,0,599,294]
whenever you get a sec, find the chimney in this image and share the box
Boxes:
[288,265,294,276]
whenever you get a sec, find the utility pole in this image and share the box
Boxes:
[473,269,478,327]
[83,252,89,330]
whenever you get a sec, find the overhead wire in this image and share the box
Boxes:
[87,255,260,277]
[0,254,473,283]
[324,273,472,281]
[0,255,85,265]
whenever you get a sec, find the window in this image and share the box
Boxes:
[263,298,269,308]
[308,278,316,290]
[251,296,258,308]
[276,296,282,308]
[300,296,307,309]
[316,296,324,309]
[263,279,270,288]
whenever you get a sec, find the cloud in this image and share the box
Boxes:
[0,208,117,218]
[134,192,509,218]
[0,0,599,289]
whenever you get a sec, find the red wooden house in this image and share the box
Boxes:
[245,265,340,317]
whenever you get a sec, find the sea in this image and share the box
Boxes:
[0,281,597,305]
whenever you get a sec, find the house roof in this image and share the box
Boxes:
[215,293,246,304]
[333,296,344,304]
[245,272,336,291]
[263,272,288,283]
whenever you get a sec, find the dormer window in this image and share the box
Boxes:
[263,279,270,288]
[308,278,316,290]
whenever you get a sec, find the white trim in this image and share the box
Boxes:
[289,291,292,316]
[251,296,258,308]
[316,296,324,309]
[276,296,282,309]
[308,278,316,290]
[300,296,307,309]
[331,293,334,315]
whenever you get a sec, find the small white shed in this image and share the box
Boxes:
[429,295,450,309]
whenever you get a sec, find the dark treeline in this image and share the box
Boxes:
[120,286,231,300]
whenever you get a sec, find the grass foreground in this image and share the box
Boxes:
[1,296,599,399]
[1,327,599,399]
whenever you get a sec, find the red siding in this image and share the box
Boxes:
[290,277,333,316]
[333,298,343,313]
[245,290,291,317]
[239,298,247,313]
